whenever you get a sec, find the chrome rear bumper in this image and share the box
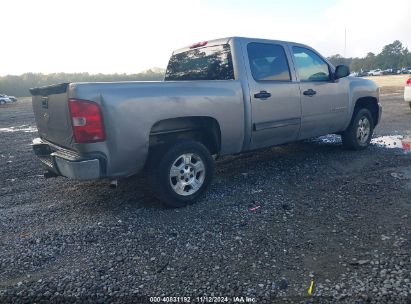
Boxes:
[32,138,101,180]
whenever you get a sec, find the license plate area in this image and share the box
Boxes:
[32,143,52,156]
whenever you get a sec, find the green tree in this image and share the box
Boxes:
[350,57,365,72]
[377,40,404,69]
[363,52,377,70]
[399,48,410,68]
[327,54,352,67]
[0,70,165,97]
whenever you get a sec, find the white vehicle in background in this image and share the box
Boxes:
[0,95,12,104]
[6,95,17,102]
[400,67,411,74]
[405,77,411,109]
[368,69,383,76]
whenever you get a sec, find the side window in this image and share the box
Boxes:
[292,47,330,81]
[247,43,291,81]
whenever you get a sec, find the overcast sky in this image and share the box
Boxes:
[1,0,410,75]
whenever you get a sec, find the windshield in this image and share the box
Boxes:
[165,44,234,81]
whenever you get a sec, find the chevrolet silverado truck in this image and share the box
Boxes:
[30,37,381,207]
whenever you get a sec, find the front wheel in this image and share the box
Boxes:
[148,141,214,208]
[342,108,374,150]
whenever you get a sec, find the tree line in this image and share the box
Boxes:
[0,69,165,97]
[327,40,411,72]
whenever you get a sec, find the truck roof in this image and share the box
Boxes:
[172,36,306,55]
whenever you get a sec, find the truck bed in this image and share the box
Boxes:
[31,80,245,177]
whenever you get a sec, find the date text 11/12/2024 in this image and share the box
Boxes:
[149,296,256,303]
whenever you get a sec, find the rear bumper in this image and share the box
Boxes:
[32,138,102,180]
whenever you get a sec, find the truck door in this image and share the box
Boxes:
[290,46,348,139]
[246,42,302,149]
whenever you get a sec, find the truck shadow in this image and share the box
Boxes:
[74,175,163,212]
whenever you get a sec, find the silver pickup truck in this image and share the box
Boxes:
[30,37,381,207]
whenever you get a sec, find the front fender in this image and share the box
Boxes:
[344,77,380,130]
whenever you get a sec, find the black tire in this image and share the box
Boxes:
[148,141,214,208]
[342,108,374,150]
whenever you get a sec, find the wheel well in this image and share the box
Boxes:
[149,117,221,155]
[354,97,379,125]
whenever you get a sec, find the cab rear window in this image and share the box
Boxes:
[165,44,234,81]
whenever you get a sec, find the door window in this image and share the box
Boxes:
[292,47,330,81]
[247,43,291,81]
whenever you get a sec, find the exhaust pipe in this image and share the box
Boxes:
[109,179,118,189]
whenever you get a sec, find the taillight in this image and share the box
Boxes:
[68,99,105,143]
[189,41,208,49]
[407,78,411,86]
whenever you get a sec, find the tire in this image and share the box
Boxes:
[409,102,411,109]
[148,141,214,208]
[342,108,374,150]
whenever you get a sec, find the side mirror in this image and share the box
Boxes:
[335,65,350,79]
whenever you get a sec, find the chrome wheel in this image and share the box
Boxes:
[356,116,370,144]
[169,153,206,196]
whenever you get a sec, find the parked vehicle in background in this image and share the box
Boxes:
[357,71,369,77]
[401,67,411,74]
[30,37,381,207]
[368,69,383,76]
[7,95,17,102]
[0,95,12,104]
[0,94,17,104]
[382,68,399,75]
[405,77,411,109]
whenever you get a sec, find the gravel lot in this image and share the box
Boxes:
[1,95,410,303]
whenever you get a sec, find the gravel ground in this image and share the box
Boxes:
[0,96,410,303]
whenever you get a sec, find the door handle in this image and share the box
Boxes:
[254,90,271,99]
[303,89,317,96]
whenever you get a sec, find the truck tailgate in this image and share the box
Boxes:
[30,83,74,149]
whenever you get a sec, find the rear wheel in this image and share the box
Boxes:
[148,141,214,207]
[342,108,374,150]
